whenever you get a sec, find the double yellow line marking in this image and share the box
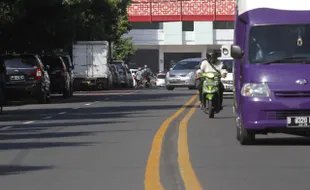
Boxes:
[144,94,202,190]
[178,101,202,190]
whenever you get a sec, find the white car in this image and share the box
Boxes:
[220,58,234,92]
[130,68,138,76]
[156,73,166,87]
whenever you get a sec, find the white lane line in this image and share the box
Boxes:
[43,116,53,119]
[23,121,34,124]
[85,103,92,106]
[1,126,12,130]
[58,112,67,115]
[73,107,79,110]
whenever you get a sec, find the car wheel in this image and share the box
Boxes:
[237,123,255,145]
[70,85,74,97]
[63,88,70,98]
[166,86,174,91]
[38,90,47,104]
[0,88,4,113]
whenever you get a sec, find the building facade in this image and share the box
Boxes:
[123,0,235,72]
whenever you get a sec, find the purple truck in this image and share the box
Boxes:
[231,0,310,145]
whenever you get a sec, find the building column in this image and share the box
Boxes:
[201,47,207,58]
[159,46,164,71]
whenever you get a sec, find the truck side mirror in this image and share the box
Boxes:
[231,45,244,60]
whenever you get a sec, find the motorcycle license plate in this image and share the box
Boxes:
[205,81,217,86]
[287,116,310,127]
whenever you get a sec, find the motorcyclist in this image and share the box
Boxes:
[135,67,143,85]
[196,50,228,109]
[142,65,151,84]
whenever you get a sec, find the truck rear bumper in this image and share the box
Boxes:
[74,77,109,90]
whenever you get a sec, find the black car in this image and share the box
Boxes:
[60,55,74,96]
[41,55,71,98]
[3,54,50,103]
[0,57,6,112]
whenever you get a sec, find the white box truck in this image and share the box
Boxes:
[73,41,113,90]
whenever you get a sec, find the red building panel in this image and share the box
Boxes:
[128,0,236,22]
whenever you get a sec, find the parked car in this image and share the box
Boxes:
[0,57,6,112]
[109,64,121,88]
[3,54,50,103]
[41,55,70,98]
[165,58,203,90]
[220,58,234,92]
[130,68,138,87]
[156,73,166,87]
[125,66,134,88]
[113,60,129,88]
[60,54,74,96]
[130,68,138,76]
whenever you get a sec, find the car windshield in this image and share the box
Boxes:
[172,61,200,70]
[4,56,37,68]
[221,60,233,73]
[41,56,63,69]
[249,24,310,64]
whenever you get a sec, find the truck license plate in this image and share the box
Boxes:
[287,116,310,127]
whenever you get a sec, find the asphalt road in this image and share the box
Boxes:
[1,88,310,190]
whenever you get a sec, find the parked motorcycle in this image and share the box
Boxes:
[200,72,221,118]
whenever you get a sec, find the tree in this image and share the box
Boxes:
[0,0,134,54]
[113,37,136,61]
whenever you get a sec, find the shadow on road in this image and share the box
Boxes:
[252,137,310,146]
[0,141,96,150]
[0,131,101,140]
[0,103,197,122]
[66,92,195,103]
[0,128,149,139]
[0,165,54,176]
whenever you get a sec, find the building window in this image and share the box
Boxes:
[213,21,234,29]
[131,22,163,29]
[182,21,194,31]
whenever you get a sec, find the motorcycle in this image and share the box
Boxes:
[200,72,221,118]
[142,77,151,88]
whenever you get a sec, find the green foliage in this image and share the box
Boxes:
[113,37,136,61]
[0,0,134,55]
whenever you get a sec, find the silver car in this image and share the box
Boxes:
[165,58,203,90]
